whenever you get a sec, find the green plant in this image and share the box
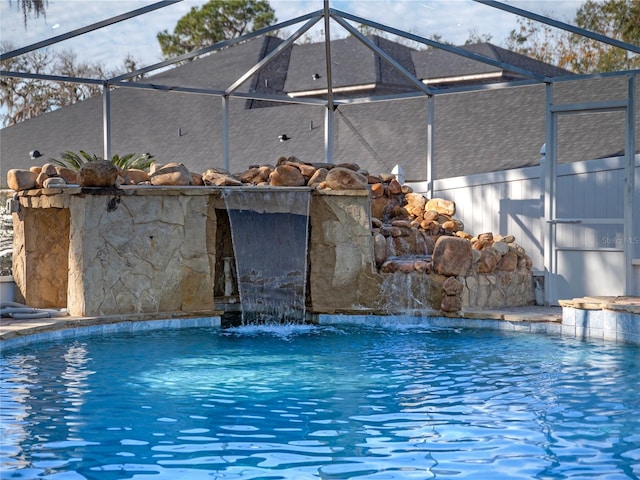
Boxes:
[50,151,154,171]
[50,150,100,170]
[110,153,154,171]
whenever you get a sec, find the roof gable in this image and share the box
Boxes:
[412,42,571,85]
[147,36,288,93]
[284,35,417,95]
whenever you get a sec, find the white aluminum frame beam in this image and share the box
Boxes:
[323,0,335,163]
[475,0,640,55]
[331,8,548,82]
[0,0,181,62]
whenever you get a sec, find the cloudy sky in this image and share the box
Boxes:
[1,0,586,71]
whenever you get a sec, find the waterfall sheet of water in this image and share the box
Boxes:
[377,269,435,316]
[222,189,311,324]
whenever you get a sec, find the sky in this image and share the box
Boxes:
[0,0,587,72]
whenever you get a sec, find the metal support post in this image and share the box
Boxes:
[624,74,636,295]
[543,83,556,305]
[325,106,334,164]
[102,83,111,160]
[222,95,230,172]
[426,95,435,198]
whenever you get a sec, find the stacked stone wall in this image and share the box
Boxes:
[8,156,535,317]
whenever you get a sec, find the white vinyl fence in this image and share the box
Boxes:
[408,154,640,302]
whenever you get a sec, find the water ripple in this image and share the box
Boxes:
[1,327,639,479]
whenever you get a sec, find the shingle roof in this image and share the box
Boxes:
[147,36,287,92]
[3,35,630,187]
[284,35,417,94]
[462,43,571,78]
[412,42,571,84]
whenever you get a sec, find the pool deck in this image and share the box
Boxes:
[2,297,640,349]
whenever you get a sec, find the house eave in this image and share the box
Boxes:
[287,83,377,98]
[422,71,505,85]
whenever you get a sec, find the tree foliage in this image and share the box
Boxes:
[505,0,640,74]
[157,0,276,59]
[0,43,142,126]
[11,0,48,26]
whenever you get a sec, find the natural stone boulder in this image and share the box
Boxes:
[495,234,515,243]
[443,276,464,295]
[79,160,119,187]
[441,294,462,312]
[35,171,50,188]
[423,210,439,222]
[56,166,79,184]
[432,236,473,276]
[150,162,191,186]
[42,177,66,188]
[334,162,360,172]
[420,220,440,235]
[380,260,400,273]
[370,183,385,199]
[202,169,243,186]
[7,169,38,191]
[509,243,526,256]
[442,219,464,232]
[269,164,305,186]
[518,254,533,271]
[476,247,499,273]
[492,240,510,256]
[397,261,415,273]
[285,160,317,180]
[477,232,494,243]
[414,259,431,273]
[373,232,388,267]
[387,179,402,195]
[41,163,57,177]
[324,167,368,190]
[496,251,518,272]
[121,169,150,185]
[405,193,427,216]
[308,168,328,188]
[390,219,412,229]
[237,166,272,184]
[190,172,204,186]
[425,198,455,216]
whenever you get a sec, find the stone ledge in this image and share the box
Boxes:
[312,189,370,197]
[560,296,640,314]
[458,306,561,323]
[0,310,223,341]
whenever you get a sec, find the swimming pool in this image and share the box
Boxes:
[2,324,639,479]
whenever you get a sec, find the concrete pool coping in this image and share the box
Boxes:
[2,298,639,350]
[1,306,562,349]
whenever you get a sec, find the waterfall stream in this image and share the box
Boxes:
[222,188,311,324]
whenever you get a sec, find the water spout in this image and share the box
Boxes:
[222,188,311,324]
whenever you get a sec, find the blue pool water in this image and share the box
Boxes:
[1,324,639,479]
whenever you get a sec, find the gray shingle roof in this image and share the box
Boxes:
[412,42,571,85]
[284,35,417,94]
[2,35,634,186]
